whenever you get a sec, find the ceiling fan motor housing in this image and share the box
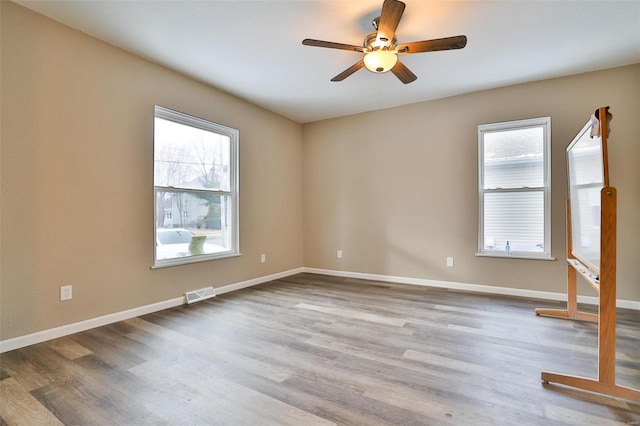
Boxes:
[364,32,397,50]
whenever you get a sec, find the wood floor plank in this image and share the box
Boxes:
[0,357,50,393]
[47,337,93,360]
[543,403,629,425]
[130,356,335,426]
[295,302,407,327]
[0,378,63,426]
[363,380,543,426]
[402,349,493,375]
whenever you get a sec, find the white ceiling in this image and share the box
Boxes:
[15,0,640,124]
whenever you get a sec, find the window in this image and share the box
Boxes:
[153,105,239,267]
[477,117,552,259]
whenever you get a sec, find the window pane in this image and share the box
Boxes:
[155,190,232,261]
[483,127,543,189]
[154,117,231,191]
[483,191,544,252]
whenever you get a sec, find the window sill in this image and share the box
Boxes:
[475,253,556,261]
[151,252,241,269]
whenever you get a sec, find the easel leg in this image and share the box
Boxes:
[535,266,597,322]
[541,372,640,403]
[598,188,617,385]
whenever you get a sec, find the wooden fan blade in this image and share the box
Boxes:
[377,0,405,44]
[391,59,417,84]
[397,35,467,54]
[302,39,365,52]
[331,60,365,82]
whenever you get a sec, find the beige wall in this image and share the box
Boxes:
[303,64,639,301]
[0,2,304,340]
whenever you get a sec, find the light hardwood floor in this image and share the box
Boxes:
[1,273,639,425]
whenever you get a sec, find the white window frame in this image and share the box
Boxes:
[153,105,240,268]
[476,116,553,260]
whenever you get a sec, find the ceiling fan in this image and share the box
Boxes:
[302,0,467,84]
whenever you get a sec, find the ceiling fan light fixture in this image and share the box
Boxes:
[363,49,398,73]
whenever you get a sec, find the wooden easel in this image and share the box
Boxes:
[535,107,640,402]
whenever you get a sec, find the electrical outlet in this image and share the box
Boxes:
[260,253,266,263]
[337,250,343,259]
[60,285,73,301]
[446,257,454,267]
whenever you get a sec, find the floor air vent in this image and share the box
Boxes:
[185,287,216,304]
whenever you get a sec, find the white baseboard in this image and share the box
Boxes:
[216,267,304,295]
[0,297,183,354]
[302,267,640,311]
[0,267,305,353]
